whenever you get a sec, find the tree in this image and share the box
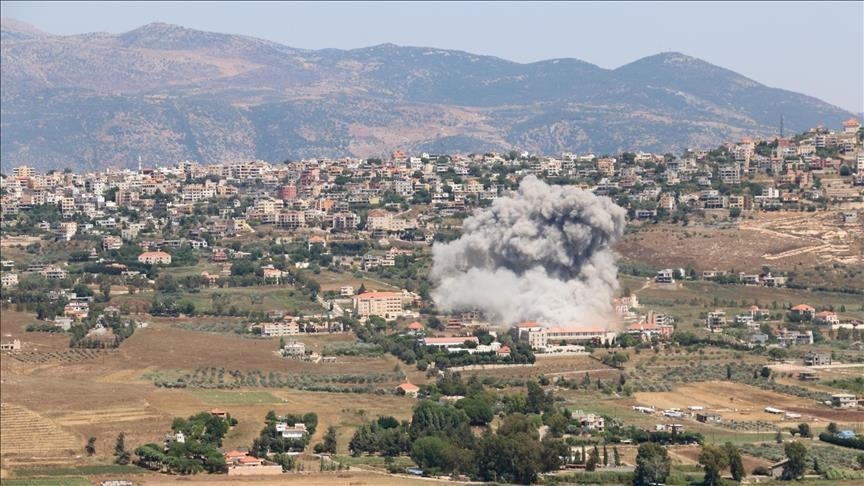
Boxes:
[456,396,493,426]
[633,442,670,486]
[85,437,97,456]
[586,445,600,471]
[827,422,839,434]
[540,438,569,472]
[775,430,784,443]
[410,436,470,475]
[699,444,729,486]
[797,423,812,438]
[114,432,130,465]
[100,279,112,301]
[526,380,552,413]
[613,446,621,467]
[783,441,808,479]
[315,426,337,454]
[725,443,745,481]
[768,348,789,361]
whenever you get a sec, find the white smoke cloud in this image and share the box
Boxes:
[430,175,626,327]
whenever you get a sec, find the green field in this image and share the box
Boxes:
[191,390,284,406]
[620,275,864,323]
[113,285,325,316]
[2,478,91,486]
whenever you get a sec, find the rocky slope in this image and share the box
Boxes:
[0,19,853,171]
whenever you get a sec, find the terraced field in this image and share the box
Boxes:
[55,406,161,427]
[6,349,115,365]
[0,403,82,468]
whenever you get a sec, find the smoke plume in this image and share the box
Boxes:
[430,175,626,327]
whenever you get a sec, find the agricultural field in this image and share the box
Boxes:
[311,268,401,293]
[0,305,420,478]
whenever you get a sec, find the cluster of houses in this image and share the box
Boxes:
[656,268,789,288]
[2,118,861,291]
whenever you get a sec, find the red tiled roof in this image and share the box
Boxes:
[791,304,815,312]
[398,382,419,392]
[516,321,543,328]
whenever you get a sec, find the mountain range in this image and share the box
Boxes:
[0,19,855,172]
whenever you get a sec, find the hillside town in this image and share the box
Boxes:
[1,120,862,485]
[1,120,862,336]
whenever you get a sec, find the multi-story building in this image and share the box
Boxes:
[262,321,301,337]
[353,291,404,320]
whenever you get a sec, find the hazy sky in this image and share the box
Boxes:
[4,1,863,113]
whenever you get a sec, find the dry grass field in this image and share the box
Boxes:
[618,211,863,281]
[634,380,863,426]
[137,470,443,485]
[312,269,401,293]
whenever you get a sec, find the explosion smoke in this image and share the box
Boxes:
[430,175,626,327]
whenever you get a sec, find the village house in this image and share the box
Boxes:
[803,353,832,366]
[0,339,22,351]
[654,269,675,284]
[396,382,420,398]
[789,304,816,321]
[137,251,172,265]
[280,340,306,357]
[1,272,19,287]
[705,310,727,330]
[776,328,814,346]
[831,393,858,409]
[422,336,480,352]
[40,265,68,279]
[813,311,840,326]
[572,410,605,431]
[276,422,308,439]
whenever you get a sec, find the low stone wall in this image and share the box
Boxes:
[227,465,284,476]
